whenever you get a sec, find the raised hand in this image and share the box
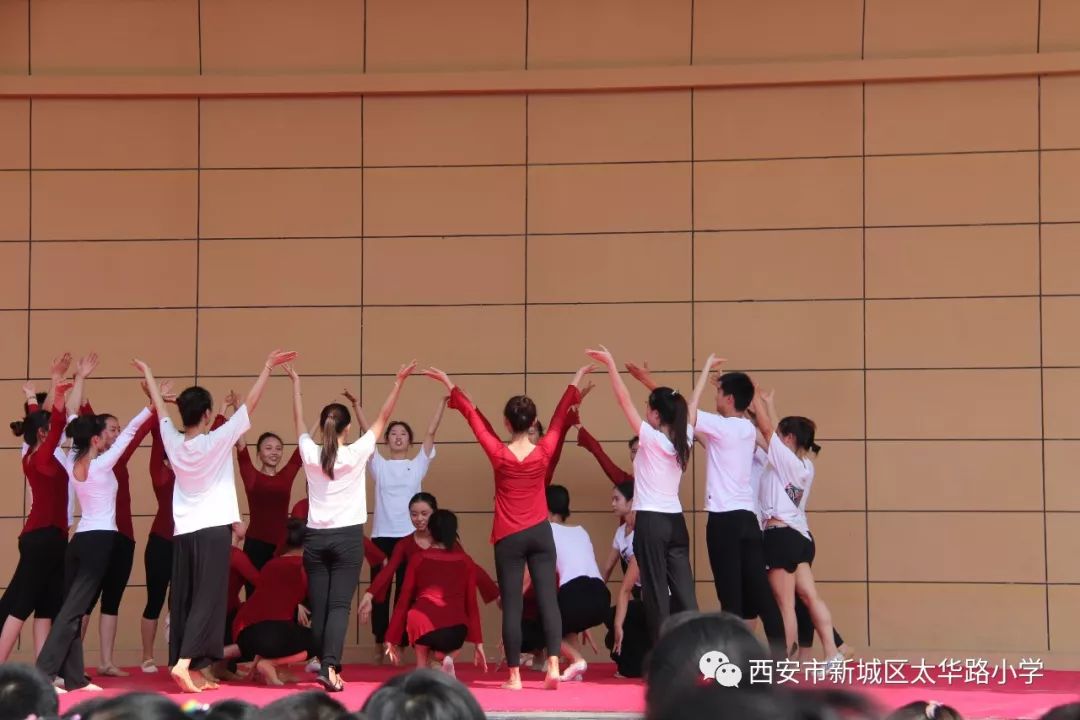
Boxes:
[572,363,598,389]
[225,390,241,410]
[579,380,595,401]
[281,364,299,382]
[421,367,454,391]
[342,388,358,405]
[130,358,152,377]
[75,352,99,379]
[21,380,36,401]
[265,349,298,370]
[50,353,72,382]
[585,345,615,368]
[703,354,726,373]
[54,379,74,400]
[395,360,417,383]
[159,379,177,403]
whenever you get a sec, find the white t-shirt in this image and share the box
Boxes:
[161,405,250,536]
[68,408,151,534]
[695,410,757,514]
[758,434,815,539]
[300,430,377,530]
[750,446,769,530]
[550,522,602,587]
[612,523,641,588]
[369,446,435,538]
[631,421,692,514]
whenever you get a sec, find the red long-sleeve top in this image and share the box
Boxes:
[577,426,633,486]
[21,406,69,535]
[148,412,226,539]
[238,446,302,549]
[228,545,260,615]
[368,532,499,604]
[386,547,483,647]
[449,384,581,544]
[81,401,153,541]
[232,554,307,639]
[289,498,388,568]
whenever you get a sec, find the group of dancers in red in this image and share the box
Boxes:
[5,346,850,694]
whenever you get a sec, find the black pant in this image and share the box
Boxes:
[605,599,648,678]
[304,524,364,678]
[170,525,232,670]
[370,536,406,644]
[142,533,173,621]
[493,520,561,667]
[0,527,67,622]
[86,535,135,616]
[237,621,316,661]
[416,624,467,654]
[706,510,786,657]
[36,530,116,690]
[558,577,611,635]
[243,537,277,597]
[632,511,697,645]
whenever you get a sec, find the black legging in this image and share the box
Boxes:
[370,536,406,645]
[303,524,364,679]
[86,535,135,616]
[243,537,277,596]
[633,511,697,644]
[0,526,66,623]
[493,520,561,668]
[142,533,172,620]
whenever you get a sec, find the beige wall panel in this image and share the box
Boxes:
[695,301,863,370]
[867,370,1041,439]
[864,0,1038,58]
[1042,224,1080,295]
[0,172,28,241]
[1042,150,1080,222]
[1039,0,1080,52]
[0,313,27,379]
[200,238,362,307]
[695,86,862,160]
[1045,441,1080,511]
[200,169,362,239]
[749,371,865,440]
[365,96,524,167]
[1041,76,1080,149]
[0,519,24,582]
[870,583,1046,651]
[1044,369,1080,438]
[30,310,195,378]
[529,163,690,235]
[693,0,862,64]
[366,0,524,72]
[868,441,1043,511]
[1047,513,1080,583]
[804,512,867,581]
[804,440,865,512]
[866,298,1040,368]
[1050,586,1080,652]
[527,303,691,373]
[529,91,689,164]
[32,241,196,309]
[365,167,524,237]
[866,226,1038,298]
[870,512,1044,583]
[364,236,523,306]
[200,0,364,73]
[0,1,27,74]
[0,243,28,309]
[1043,297,1080,366]
[528,0,690,69]
[695,158,862,230]
[866,78,1037,154]
[363,306,523,375]
[30,0,198,73]
[198,308,361,376]
[866,153,1037,226]
[33,100,197,169]
[201,99,362,168]
[0,100,28,169]
[32,171,196,241]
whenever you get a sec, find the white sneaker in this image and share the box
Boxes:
[305,658,321,673]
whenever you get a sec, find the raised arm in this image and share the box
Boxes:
[66,353,99,417]
[32,379,73,470]
[43,353,72,410]
[342,389,369,434]
[422,396,448,456]
[131,360,169,421]
[585,347,642,435]
[367,362,416,440]
[94,406,153,473]
[426,368,505,460]
[577,425,633,485]
[625,361,659,391]
[689,354,725,427]
[244,349,298,417]
[283,365,306,441]
[749,387,777,444]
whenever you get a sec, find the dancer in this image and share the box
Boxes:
[546,485,610,682]
[231,519,315,686]
[585,346,696,644]
[344,391,447,654]
[36,359,152,693]
[0,355,73,663]
[226,522,260,653]
[749,388,843,666]
[421,364,593,690]
[383,509,487,678]
[604,480,648,679]
[576,425,636,485]
[285,361,414,692]
[290,498,388,571]
[134,348,296,693]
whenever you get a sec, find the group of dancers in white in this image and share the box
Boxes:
[5,346,849,694]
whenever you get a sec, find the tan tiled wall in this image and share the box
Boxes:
[1,0,1080,667]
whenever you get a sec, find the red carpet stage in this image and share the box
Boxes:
[54,664,1079,719]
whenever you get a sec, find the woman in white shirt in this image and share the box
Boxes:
[602,480,648,679]
[285,362,415,693]
[35,390,151,693]
[545,485,609,682]
[343,391,446,653]
[585,346,696,645]
[749,389,842,666]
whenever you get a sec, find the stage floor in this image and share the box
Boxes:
[54,664,1078,719]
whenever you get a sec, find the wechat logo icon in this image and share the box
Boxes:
[698,650,743,688]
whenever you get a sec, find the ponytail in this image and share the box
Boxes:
[776,416,820,455]
[19,410,50,449]
[318,403,351,478]
[66,415,106,461]
[649,387,690,471]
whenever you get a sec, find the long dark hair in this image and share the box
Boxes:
[777,416,821,455]
[649,387,690,470]
[14,410,49,448]
[318,403,351,478]
[66,415,107,462]
[427,510,459,549]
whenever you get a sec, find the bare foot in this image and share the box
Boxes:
[256,660,284,687]
[170,666,202,693]
[199,669,220,690]
[99,665,128,678]
[277,668,301,684]
[502,667,522,690]
[544,657,560,690]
